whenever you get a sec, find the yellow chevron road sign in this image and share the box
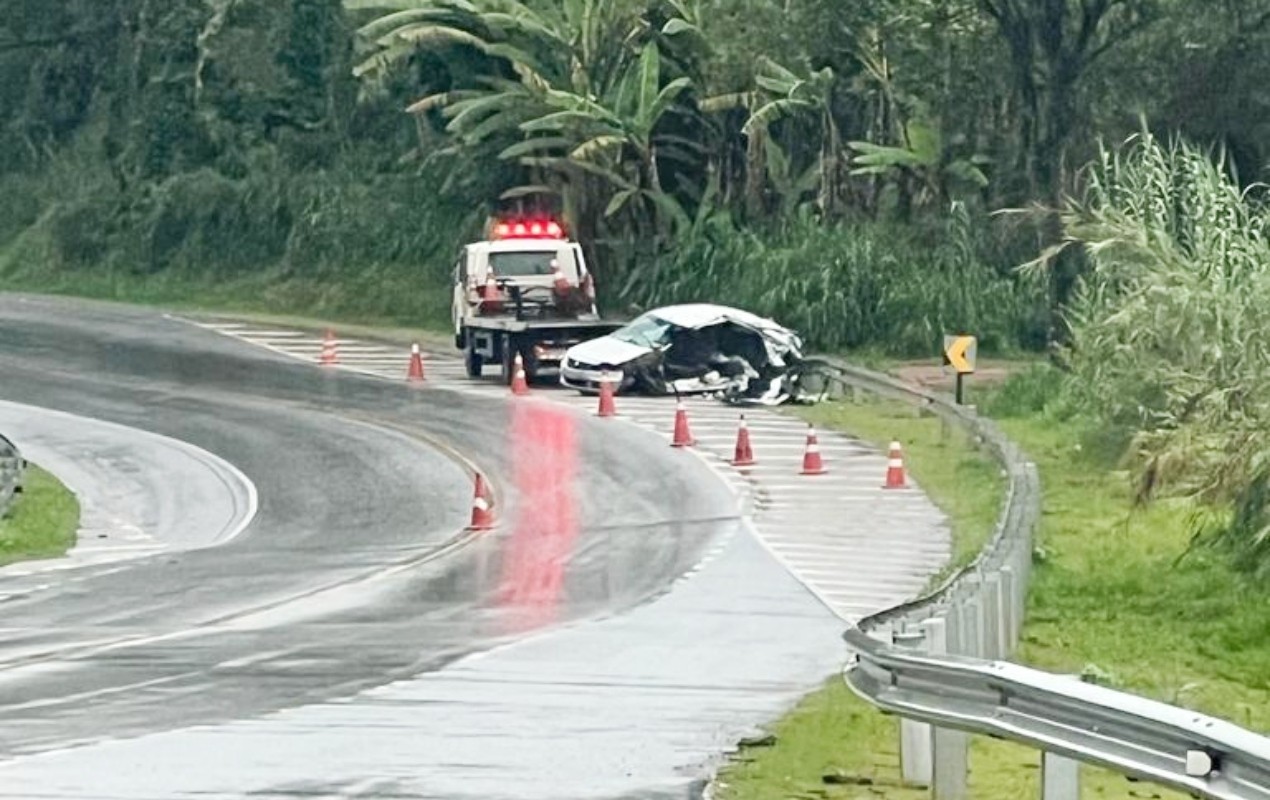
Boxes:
[943,335,977,374]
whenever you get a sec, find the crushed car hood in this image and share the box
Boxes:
[564,304,813,405]
[654,304,803,364]
[653,303,789,333]
[565,336,652,367]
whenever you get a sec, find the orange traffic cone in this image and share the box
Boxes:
[407,343,425,383]
[671,399,695,447]
[469,474,495,530]
[319,329,339,366]
[510,353,530,396]
[597,372,617,417]
[884,440,907,489]
[800,425,827,475]
[731,414,756,467]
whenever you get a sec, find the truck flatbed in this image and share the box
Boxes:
[464,317,622,334]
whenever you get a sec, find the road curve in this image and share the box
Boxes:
[0,294,739,761]
[0,399,257,575]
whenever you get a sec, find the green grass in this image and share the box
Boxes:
[718,396,1269,799]
[0,253,454,334]
[0,466,79,566]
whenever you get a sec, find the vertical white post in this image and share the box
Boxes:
[960,592,983,658]
[999,564,1019,651]
[983,574,1007,659]
[1041,751,1080,800]
[893,628,932,787]
[923,617,968,800]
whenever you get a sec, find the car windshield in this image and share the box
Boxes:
[612,313,676,348]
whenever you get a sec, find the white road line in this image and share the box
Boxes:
[0,673,200,713]
[226,331,310,338]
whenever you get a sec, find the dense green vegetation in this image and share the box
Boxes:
[0,466,79,566]
[5,1,1270,346]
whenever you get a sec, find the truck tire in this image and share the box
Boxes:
[500,339,516,385]
[465,346,483,378]
[454,327,466,349]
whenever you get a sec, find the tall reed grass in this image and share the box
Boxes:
[1056,132,1270,579]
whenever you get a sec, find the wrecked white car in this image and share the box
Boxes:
[559,303,811,404]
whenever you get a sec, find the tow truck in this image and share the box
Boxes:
[451,217,622,384]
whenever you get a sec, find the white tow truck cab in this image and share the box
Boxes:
[451,217,620,384]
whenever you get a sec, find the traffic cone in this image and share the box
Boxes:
[407,343,425,383]
[481,275,504,312]
[597,371,617,417]
[800,425,827,475]
[671,399,695,447]
[469,473,494,530]
[552,268,571,296]
[319,329,339,366]
[510,353,530,396]
[884,440,907,489]
[731,414,756,467]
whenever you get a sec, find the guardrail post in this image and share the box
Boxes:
[999,564,1019,651]
[984,573,1008,659]
[958,586,985,658]
[923,617,968,800]
[894,628,932,787]
[1041,751,1080,800]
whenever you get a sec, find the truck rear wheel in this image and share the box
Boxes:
[500,339,516,385]
[500,338,538,386]
[465,347,482,378]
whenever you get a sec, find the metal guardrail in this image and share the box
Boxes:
[0,433,24,517]
[812,360,1270,800]
[846,636,1270,799]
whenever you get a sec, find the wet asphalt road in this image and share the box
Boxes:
[0,398,257,568]
[0,295,739,764]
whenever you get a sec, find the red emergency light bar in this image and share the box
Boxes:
[492,219,565,240]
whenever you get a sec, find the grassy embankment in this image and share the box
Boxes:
[0,466,79,566]
[715,373,1270,800]
[0,257,455,335]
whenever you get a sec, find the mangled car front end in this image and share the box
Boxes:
[559,304,811,404]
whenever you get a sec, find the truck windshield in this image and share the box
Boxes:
[612,313,676,348]
[488,251,561,277]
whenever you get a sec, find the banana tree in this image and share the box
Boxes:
[346,0,706,245]
[741,57,842,218]
[346,0,641,95]
[849,118,990,216]
[497,43,698,245]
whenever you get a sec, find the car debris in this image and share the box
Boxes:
[559,303,822,405]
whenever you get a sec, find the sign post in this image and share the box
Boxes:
[942,335,977,405]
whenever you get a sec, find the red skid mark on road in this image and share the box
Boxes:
[498,401,579,633]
